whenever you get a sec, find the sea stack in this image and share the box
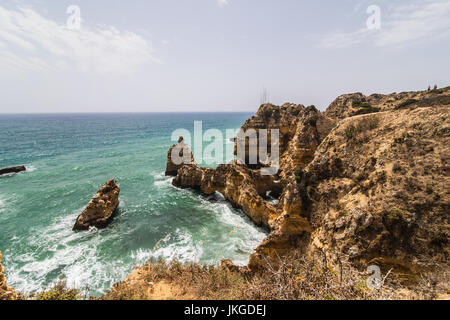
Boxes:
[0,165,26,176]
[73,179,120,231]
[165,136,196,176]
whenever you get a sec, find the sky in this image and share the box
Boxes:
[0,0,449,113]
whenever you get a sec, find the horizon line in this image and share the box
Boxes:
[0,111,257,115]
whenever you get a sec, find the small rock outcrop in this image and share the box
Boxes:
[0,165,26,176]
[73,179,120,231]
[165,137,196,176]
[0,251,17,300]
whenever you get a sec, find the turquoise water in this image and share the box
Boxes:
[0,113,267,296]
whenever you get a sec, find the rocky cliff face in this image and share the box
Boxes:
[174,164,281,229]
[171,87,450,277]
[0,251,17,300]
[252,88,450,272]
[73,179,120,231]
[324,88,450,120]
[298,104,449,274]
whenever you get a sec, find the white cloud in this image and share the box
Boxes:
[0,50,50,73]
[318,0,450,48]
[0,6,161,75]
[318,29,371,49]
[217,0,229,8]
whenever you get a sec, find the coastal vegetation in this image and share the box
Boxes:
[101,253,446,300]
[4,253,446,300]
[32,281,82,301]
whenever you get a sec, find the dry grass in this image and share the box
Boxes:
[101,260,246,300]
[100,252,446,300]
[345,115,379,141]
[30,280,82,300]
[241,254,395,300]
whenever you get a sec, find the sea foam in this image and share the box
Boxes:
[25,165,37,172]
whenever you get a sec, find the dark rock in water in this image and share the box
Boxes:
[165,136,196,176]
[73,179,120,231]
[206,195,218,203]
[0,165,26,176]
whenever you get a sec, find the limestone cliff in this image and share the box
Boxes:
[172,87,450,278]
[324,88,450,120]
[0,251,17,300]
[252,88,450,272]
[236,103,335,174]
[298,105,449,274]
[174,164,281,229]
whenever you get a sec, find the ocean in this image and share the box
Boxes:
[0,113,267,297]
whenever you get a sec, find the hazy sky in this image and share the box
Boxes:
[0,0,449,113]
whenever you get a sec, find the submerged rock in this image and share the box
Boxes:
[0,251,17,300]
[165,136,196,176]
[0,165,26,176]
[73,179,120,231]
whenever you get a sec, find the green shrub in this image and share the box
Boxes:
[355,171,368,182]
[353,106,381,115]
[345,125,358,140]
[306,116,318,126]
[392,162,402,173]
[395,99,418,110]
[345,116,379,141]
[386,209,405,221]
[376,170,387,184]
[34,281,81,300]
[352,101,381,115]
[261,104,280,120]
[295,167,303,183]
[366,116,380,130]
[352,100,362,107]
